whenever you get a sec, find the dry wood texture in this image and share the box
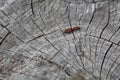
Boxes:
[0,0,120,80]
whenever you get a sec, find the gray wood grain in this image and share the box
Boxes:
[0,0,120,80]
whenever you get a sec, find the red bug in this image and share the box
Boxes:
[64,28,73,33]
[73,26,80,31]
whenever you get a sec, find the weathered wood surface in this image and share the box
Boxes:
[0,0,120,80]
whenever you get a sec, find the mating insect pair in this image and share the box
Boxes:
[64,26,80,33]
